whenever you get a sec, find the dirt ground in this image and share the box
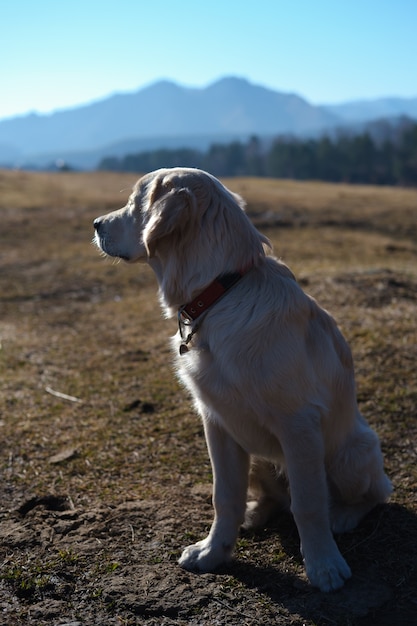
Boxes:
[0,172,416,625]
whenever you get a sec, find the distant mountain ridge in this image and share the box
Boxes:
[323,96,417,122]
[0,77,416,169]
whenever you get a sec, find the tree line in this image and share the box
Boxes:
[98,121,417,186]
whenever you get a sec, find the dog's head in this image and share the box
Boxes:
[94,167,270,309]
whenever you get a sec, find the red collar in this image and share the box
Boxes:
[179,269,250,323]
[177,267,252,354]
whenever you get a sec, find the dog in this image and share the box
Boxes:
[93,167,392,592]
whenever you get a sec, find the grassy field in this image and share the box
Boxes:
[0,170,416,625]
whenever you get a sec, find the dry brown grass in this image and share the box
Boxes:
[0,170,416,625]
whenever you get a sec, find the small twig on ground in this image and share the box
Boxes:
[45,386,82,403]
[129,524,135,542]
[212,596,255,621]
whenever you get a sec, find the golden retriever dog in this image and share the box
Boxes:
[93,167,392,592]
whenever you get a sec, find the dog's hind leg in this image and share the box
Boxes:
[327,412,392,533]
[243,457,290,530]
[178,418,249,573]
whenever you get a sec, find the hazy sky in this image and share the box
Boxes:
[1,0,416,120]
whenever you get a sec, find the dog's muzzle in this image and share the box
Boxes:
[93,218,108,254]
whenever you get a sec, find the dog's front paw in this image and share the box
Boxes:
[305,551,352,592]
[178,538,232,573]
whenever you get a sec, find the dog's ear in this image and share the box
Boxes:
[143,186,195,257]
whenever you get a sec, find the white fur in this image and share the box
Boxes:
[94,167,392,592]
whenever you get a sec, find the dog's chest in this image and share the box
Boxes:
[176,347,283,461]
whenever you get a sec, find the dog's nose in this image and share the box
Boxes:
[93,217,102,232]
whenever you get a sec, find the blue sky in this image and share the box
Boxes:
[1,0,416,120]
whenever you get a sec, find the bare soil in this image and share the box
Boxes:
[0,172,416,625]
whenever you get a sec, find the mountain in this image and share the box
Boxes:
[0,77,338,168]
[0,77,416,170]
[323,97,417,123]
